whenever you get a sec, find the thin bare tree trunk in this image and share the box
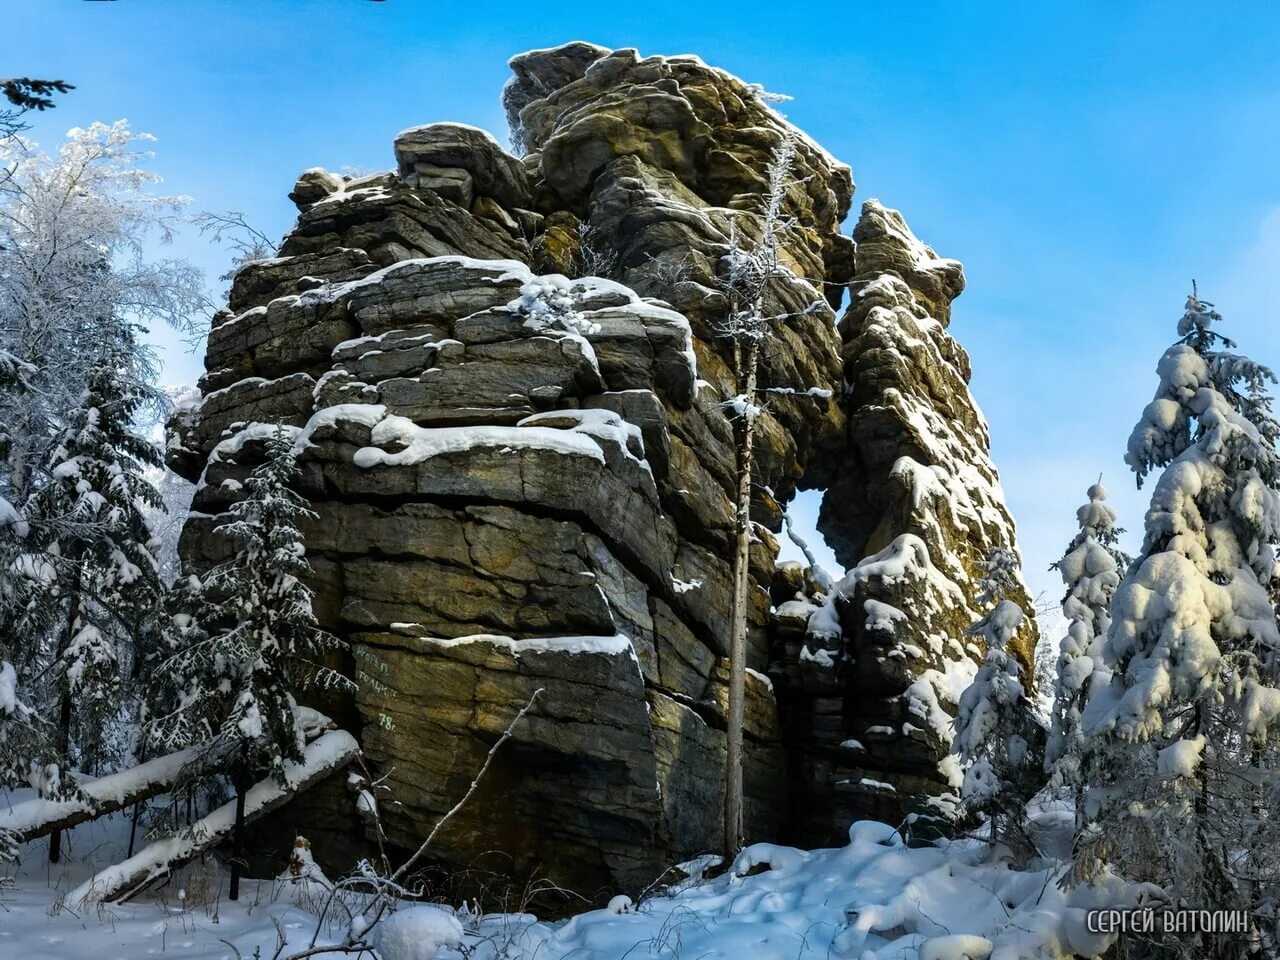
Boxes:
[48,586,80,865]
[724,338,760,859]
[229,763,248,901]
[47,689,72,864]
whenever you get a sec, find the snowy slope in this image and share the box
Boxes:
[2,812,1134,960]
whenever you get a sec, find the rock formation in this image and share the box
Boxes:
[171,42,1037,900]
[772,201,1040,846]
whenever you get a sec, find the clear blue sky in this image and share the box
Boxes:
[6,1,1280,611]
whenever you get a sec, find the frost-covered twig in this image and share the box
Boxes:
[390,687,543,885]
[276,688,544,960]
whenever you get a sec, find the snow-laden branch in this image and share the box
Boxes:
[0,741,218,844]
[69,729,359,905]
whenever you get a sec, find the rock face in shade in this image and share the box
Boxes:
[172,42,1036,901]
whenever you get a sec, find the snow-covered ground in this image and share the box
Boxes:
[1,808,344,960]
[2,800,1123,960]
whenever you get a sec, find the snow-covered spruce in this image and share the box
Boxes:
[0,348,40,858]
[156,426,351,774]
[12,334,166,858]
[1044,484,1127,797]
[1076,290,1280,935]
[151,425,353,896]
[951,549,1041,853]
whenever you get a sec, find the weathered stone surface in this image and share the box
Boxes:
[228,248,376,315]
[279,174,526,266]
[354,630,663,897]
[289,167,346,211]
[174,42,1037,904]
[394,123,532,209]
[773,200,1040,848]
[191,372,316,451]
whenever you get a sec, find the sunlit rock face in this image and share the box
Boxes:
[173,41,1034,900]
[775,199,1039,845]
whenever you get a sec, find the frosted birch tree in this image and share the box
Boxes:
[0,120,207,499]
[1077,289,1280,948]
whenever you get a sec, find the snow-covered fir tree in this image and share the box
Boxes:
[153,426,350,896]
[1044,483,1128,796]
[15,331,165,860]
[143,571,213,754]
[0,347,43,860]
[1078,290,1280,944]
[18,334,165,727]
[974,546,1021,608]
[186,426,349,777]
[952,548,1040,851]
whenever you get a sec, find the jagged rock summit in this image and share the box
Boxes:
[171,41,1037,902]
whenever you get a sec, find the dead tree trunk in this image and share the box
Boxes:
[724,337,760,859]
[0,741,219,845]
[68,729,358,906]
[716,128,798,862]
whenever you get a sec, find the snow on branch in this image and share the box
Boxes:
[0,742,220,845]
[69,729,359,905]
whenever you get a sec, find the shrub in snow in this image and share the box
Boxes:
[369,904,464,960]
[1075,290,1280,939]
[951,550,1042,853]
[507,276,602,339]
[1044,484,1128,808]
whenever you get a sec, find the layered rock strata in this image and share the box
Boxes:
[172,42,1036,896]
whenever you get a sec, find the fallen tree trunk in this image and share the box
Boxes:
[1,709,340,847]
[69,729,360,905]
[0,743,217,845]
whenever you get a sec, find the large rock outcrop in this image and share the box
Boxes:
[172,42,1036,900]
[771,200,1039,845]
